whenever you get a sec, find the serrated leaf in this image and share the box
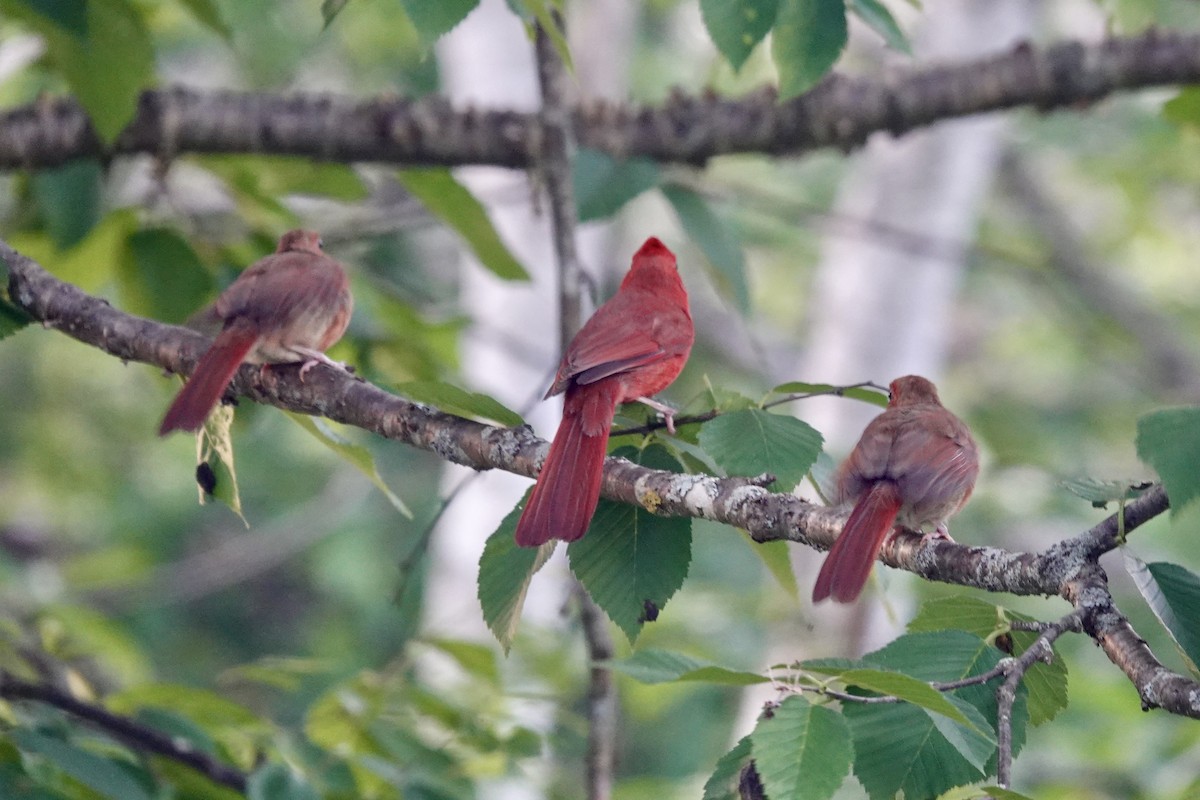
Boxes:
[43,0,154,142]
[248,763,319,800]
[1125,554,1200,673]
[478,500,556,652]
[703,735,753,800]
[12,730,153,800]
[909,597,1067,726]
[1137,408,1200,516]
[601,648,768,686]
[751,696,852,800]
[573,148,662,222]
[400,0,479,45]
[700,0,779,71]
[121,228,216,324]
[770,381,888,407]
[398,168,530,281]
[771,0,848,99]
[568,445,692,643]
[1059,477,1151,508]
[395,380,523,427]
[930,695,997,771]
[662,184,750,313]
[32,159,102,248]
[848,0,911,53]
[180,0,233,39]
[698,408,823,492]
[287,415,412,518]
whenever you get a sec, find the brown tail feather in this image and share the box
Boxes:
[813,481,903,603]
[159,327,258,435]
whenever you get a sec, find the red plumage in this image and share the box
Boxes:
[514,237,693,547]
[812,375,979,603]
[158,229,353,435]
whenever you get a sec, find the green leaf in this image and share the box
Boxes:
[19,0,156,143]
[248,763,319,800]
[32,159,102,248]
[1163,86,1200,131]
[699,0,779,71]
[698,408,823,492]
[180,0,233,39]
[1059,477,1152,508]
[703,735,753,800]
[0,297,32,340]
[771,0,848,99]
[1125,555,1200,673]
[400,0,479,45]
[573,148,662,222]
[16,0,87,36]
[568,445,693,643]
[509,0,574,71]
[287,415,413,518]
[975,788,1037,800]
[200,402,247,525]
[12,730,153,800]
[120,228,216,324]
[395,380,523,427]
[802,664,979,730]
[848,0,911,53]
[478,499,556,652]
[1137,407,1200,515]
[929,695,998,772]
[662,184,750,313]
[601,648,769,686]
[751,696,852,800]
[420,638,501,685]
[321,0,350,28]
[770,381,888,407]
[909,597,1067,726]
[397,168,530,281]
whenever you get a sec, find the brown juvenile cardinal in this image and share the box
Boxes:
[513,237,694,548]
[158,229,353,435]
[812,375,979,604]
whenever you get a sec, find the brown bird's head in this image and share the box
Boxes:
[888,375,941,408]
[276,229,324,255]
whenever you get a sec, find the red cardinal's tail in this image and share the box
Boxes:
[159,327,258,435]
[514,382,619,547]
[813,481,903,603]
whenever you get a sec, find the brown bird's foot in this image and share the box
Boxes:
[922,523,956,544]
[636,396,678,434]
[293,348,349,382]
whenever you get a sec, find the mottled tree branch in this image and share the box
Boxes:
[0,669,248,792]
[4,241,1198,720]
[1,30,1198,170]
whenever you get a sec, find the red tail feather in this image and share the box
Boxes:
[159,327,258,435]
[812,481,903,603]
[513,384,618,547]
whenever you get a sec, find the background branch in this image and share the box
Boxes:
[0,669,247,792]
[1,31,1199,169]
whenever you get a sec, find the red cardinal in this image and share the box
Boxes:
[513,237,694,548]
[812,375,979,603]
[158,229,353,435]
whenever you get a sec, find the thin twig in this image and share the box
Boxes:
[533,17,617,800]
[0,670,248,792]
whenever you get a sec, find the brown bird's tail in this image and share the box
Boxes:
[813,481,903,603]
[514,382,619,547]
[159,327,258,435]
